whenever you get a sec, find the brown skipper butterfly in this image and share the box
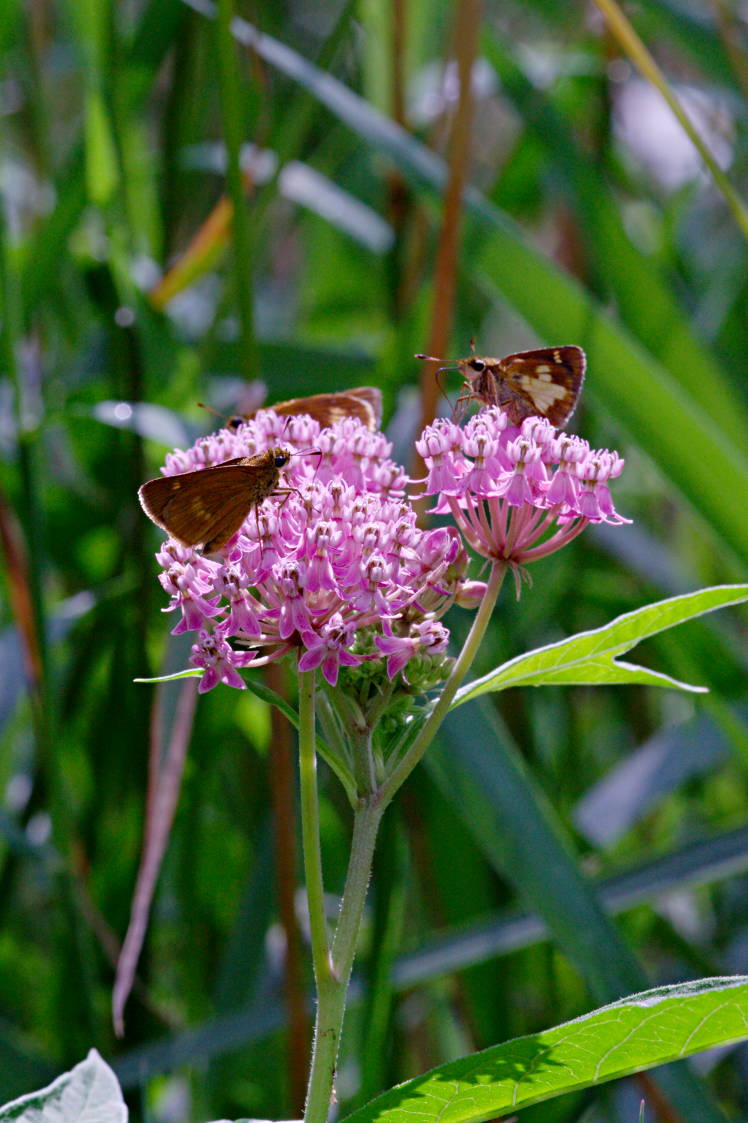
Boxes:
[140,387,382,552]
[416,344,585,427]
[138,448,294,553]
[218,387,382,432]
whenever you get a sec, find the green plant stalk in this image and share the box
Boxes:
[592,0,748,244]
[304,797,384,1123]
[378,559,507,806]
[216,0,257,380]
[302,560,507,1123]
[315,691,358,804]
[298,667,331,988]
[334,692,377,796]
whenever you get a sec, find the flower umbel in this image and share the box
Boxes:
[149,402,627,690]
[416,409,628,590]
[153,410,466,693]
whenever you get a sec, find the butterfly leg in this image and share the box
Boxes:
[453,387,473,420]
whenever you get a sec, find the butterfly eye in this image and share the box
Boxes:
[274,453,289,468]
[470,359,486,372]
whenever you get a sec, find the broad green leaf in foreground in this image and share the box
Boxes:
[341,977,748,1123]
[453,585,748,707]
[0,1049,126,1123]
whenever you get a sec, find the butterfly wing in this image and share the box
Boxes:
[465,346,585,426]
[500,346,585,426]
[254,388,383,430]
[139,456,277,551]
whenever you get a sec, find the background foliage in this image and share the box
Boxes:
[2,0,748,1120]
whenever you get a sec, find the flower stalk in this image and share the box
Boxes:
[302,559,507,1123]
[298,668,331,990]
[304,796,383,1123]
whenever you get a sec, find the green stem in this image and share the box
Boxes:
[363,678,396,733]
[302,561,507,1123]
[304,797,383,1123]
[334,693,376,796]
[315,692,358,806]
[297,668,331,988]
[378,559,507,808]
[216,0,257,380]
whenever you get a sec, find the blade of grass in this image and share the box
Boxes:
[151,150,393,307]
[265,660,308,1115]
[469,248,748,565]
[573,715,729,848]
[639,2,726,86]
[18,0,185,314]
[393,822,748,987]
[416,0,483,446]
[591,0,748,243]
[151,0,359,308]
[66,0,119,205]
[112,678,199,1035]
[707,0,748,104]
[215,0,256,380]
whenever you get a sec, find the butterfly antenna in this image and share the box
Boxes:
[197,401,229,422]
[415,353,460,373]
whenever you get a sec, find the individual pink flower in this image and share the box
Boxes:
[415,418,469,495]
[156,545,224,634]
[298,614,363,686]
[191,629,250,694]
[273,560,314,640]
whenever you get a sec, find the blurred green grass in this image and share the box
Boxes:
[2,1,748,1120]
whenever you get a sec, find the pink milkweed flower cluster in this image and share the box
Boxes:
[154,411,467,693]
[416,409,628,586]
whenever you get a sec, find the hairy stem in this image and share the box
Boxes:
[298,668,331,989]
[304,797,383,1123]
[302,561,507,1122]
